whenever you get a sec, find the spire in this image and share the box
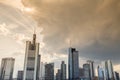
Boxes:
[33,27,36,44]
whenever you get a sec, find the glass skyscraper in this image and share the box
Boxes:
[68,47,79,80]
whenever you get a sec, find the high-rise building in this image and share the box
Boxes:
[101,61,109,80]
[114,71,119,80]
[45,63,54,80]
[40,62,45,80]
[87,60,95,80]
[68,47,79,80]
[56,69,61,80]
[107,60,114,79]
[79,68,84,79]
[23,34,41,80]
[83,63,90,80]
[61,61,66,80]
[0,58,15,80]
[97,66,104,80]
[102,60,114,80]
[17,71,23,80]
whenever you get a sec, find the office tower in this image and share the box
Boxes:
[68,47,79,80]
[87,60,95,80]
[23,34,41,80]
[102,60,114,80]
[61,61,66,80]
[0,58,15,80]
[79,68,84,79]
[114,72,119,80]
[45,63,54,80]
[17,71,23,80]
[56,69,61,80]
[83,63,90,80]
[107,60,114,80]
[97,66,104,80]
[40,62,45,80]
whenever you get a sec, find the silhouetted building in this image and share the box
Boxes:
[68,47,79,80]
[45,63,54,80]
[0,58,15,80]
[97,66,104,80]
[83,63,90,80]
[23,34,40,80]
[114,72,119,80]
[61,61,66,80]
[87,60,95,80]
[56,69,61,80]
[17,71,23,80]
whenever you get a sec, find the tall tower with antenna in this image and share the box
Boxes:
[23,27,41,80]
[68,47,79,80]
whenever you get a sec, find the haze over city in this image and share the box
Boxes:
[0,0,120,79]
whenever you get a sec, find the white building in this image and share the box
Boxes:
[0,58,15,80]
[23,34,40,80]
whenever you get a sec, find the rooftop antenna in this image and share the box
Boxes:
[68,39,72,48]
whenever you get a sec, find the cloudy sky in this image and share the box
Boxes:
[0,0,120,78]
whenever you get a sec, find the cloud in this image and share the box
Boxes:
[22,0,120,64]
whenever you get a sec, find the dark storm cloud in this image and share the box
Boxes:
[22,0,120,64]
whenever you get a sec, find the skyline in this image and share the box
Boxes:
[0,0,120,78]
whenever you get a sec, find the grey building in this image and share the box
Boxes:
[87,60,95,80]
[17,71,23,80]
[0,58,15,80]
[45,63,54,80]
[56,69,61,80]
[79,68,84,79]
[61,61,66,80]
[114,71,119,80]
[40,62,45,80]
[68,47,79,80]
[102,60,114,80]
[83,63,90,80]
[23,34,41,80]
[107,60,114,80]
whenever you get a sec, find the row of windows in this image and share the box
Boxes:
[27,67,34,71]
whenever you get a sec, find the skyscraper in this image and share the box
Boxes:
[102,60,114,80]
[68,47,79,80]
[87,60,95,80]
[61,61,66,80]
[83,63,90,80]
[45,63,54,80]
[17,71,23,80]
[23,34,40,80]
[97,66,104,80]
[0,58,15,80]
[114,71,119,80]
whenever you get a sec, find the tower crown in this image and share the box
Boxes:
[33,34,36,44]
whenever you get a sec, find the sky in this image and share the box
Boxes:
[0,0,120,78]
